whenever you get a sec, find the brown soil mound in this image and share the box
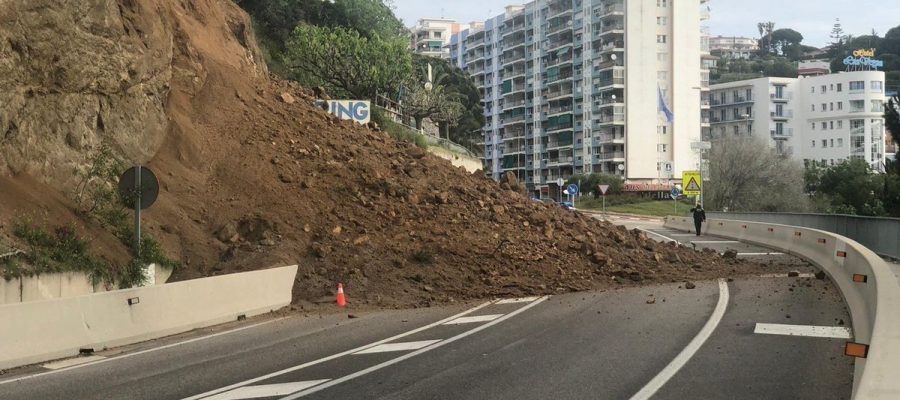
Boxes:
[0,0,784,308]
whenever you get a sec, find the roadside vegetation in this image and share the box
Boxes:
[2,145,179,287]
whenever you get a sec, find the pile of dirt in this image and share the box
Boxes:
[0,0,787,308]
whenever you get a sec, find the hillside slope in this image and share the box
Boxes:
[0,0,777,307]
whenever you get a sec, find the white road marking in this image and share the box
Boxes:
[0,318,285,386]
[42,356,106,370]
[496,296,541,304]
[353,340,441,354]
[737,252,785,256]
[279,296,549,399]
[691,241,740,244]
[183,300,496,400]
[629,279,729,400]
[754,323,852,339]
[204,381,329,400]
[759,273,816,278]
[443,314,504,325]
[672,234,700,237]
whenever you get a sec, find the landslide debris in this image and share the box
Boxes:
[0,0,790,309]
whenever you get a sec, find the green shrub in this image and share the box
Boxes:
[413,249,433,264]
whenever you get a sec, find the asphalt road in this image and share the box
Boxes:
[0,216,854,400]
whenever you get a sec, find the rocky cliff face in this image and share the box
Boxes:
[0,0,264,188]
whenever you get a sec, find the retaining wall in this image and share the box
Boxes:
[0,265,297,370]
[665,217,900,399]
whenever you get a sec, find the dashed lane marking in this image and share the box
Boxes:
[443,314,504,325]
[204,381,330,400]
[754,323,852,339]
[279,296,550,399]
[353,341,441,355]
[496,296,541,304]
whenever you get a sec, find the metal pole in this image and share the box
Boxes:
[134,166,141,258]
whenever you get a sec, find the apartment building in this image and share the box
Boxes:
[411,18,465,59]
[449,0,708,199]
[708,35,758,59]
[708,70,887,171]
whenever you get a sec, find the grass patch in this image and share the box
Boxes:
[413,249,434,264]
[604,200,696,217]
[10,220,115,285]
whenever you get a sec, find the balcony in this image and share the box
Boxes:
[546,105,574,116]
[599,3,625,17]
[547,55,574,68]
[771,110,793,119]
[545,123,574,133]
[505,100,528,110]
[547,156,575,166]
[770,92,792,101]
[595,151,625,162]
[595,77,625,89]
[600,24,625,34]
[770,128,793,137]
[545,87,575,100]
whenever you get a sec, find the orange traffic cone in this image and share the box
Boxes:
[336,283,347,307]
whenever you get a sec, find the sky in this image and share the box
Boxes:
[392,0,900,48]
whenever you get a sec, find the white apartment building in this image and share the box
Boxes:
[708,70,887,171]
[708,35,758,59]
[449,0,708,198]
[411,18,465,59]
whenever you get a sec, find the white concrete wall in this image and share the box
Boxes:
[625,0,660,180]
[664,217,900,399]
[0,265,297,370]
[670,0,702,179]
[0,264,174,305]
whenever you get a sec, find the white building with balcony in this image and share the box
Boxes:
[709,35,758,59]
[411,18,465,59]
[708,70,887,171]
[449,0,708,198]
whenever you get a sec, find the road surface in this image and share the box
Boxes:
[0,216,854,399]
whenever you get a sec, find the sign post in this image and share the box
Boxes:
[118,166,160,284]
[598,184,610,214]
[671,185,682,215]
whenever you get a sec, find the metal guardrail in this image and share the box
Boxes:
[707,212,900,260]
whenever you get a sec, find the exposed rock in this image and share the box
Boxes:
[684,281,697,289]
[278,92,295,104]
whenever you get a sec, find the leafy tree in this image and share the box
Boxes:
[284,25,412,99]
[886,96,900,167]
[768,29,804,59]
[706,136,807,212]
[806,159,887,216]
[411,55,484,147]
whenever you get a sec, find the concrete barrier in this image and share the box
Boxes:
[0,265,297,370]
[705,212,900,260]
[664,217,900,399]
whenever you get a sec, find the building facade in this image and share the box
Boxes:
[411,18,465,59]
[708,35,758,59]
[708,71,887,171]
[450,0,708,199]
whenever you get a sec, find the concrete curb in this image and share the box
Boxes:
[0,265,298,370]
[665,216,900,399]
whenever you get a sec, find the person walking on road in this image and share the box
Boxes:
[690,204,706,236]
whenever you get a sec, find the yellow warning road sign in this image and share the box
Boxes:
[682,170,702,196]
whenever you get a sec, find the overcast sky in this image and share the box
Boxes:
[393,0,900,48]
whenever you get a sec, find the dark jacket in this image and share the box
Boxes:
[691,207,706,223]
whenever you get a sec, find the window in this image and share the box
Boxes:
[434,31,442,38]
[850,119,864,129]
[838,101,843,110]
[830,102,834,111]
[811,104,816,111]
[837,83,843,92]
[811,86,816,93]
[830,121,834,130]
[830,159,835,166]
[811,140,816,147]
[821,85,827,93]
[776,122,784,135]
[821,122,827,130]
[657,52,668,62]
[811,123,816,130]
[830,139,834,147]
[822,103,827,112]
[658,144,667,152]
[838,138,844,147]
[657,0,667,6]
[657,35,667,44]
[849,81,865,91]
[733,126,739,135]
[822,139,827,147]
[872,81,883,92]
[733,108,740,119]
[746,89,752,100]
[776,104,784,116]
[830,84,834,91]
[872,100,884,112]
[838,120,843,129]
[657,17,667,26]
[850,100,865,112]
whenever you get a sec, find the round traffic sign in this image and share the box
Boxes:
[567,184,579,195]
[118,166,159,210]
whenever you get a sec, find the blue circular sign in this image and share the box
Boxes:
[567,184,579,195]
[670,186,681,199]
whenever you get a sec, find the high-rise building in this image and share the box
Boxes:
[708,70,887,171]
[449,0,708,199]
[411,18,465,59]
